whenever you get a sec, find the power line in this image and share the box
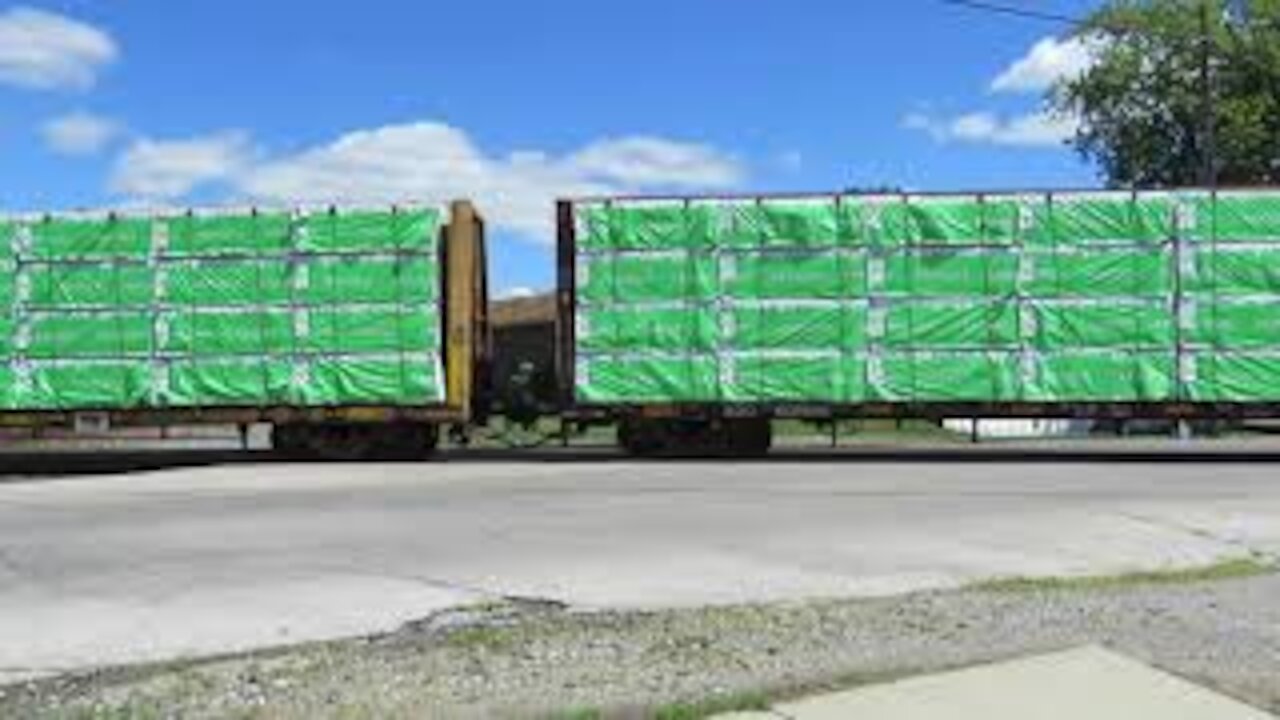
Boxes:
[940,0,1230,188]
[937,0,1083,26]
[939,0,1261,33]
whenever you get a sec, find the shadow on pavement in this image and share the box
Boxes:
[0,451,280,480]
[440,443,1280,464]
[4,442,1280,482]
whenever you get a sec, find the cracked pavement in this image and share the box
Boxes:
[2,449,1280,682]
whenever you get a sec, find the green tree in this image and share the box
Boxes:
[1052,0,1280,187]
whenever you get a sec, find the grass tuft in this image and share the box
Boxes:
[653,691,771,720]
[971,556,1275,593]
[441,626,512,652]
[550,708,603,720]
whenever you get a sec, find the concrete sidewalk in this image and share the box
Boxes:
[720,646,1274,719]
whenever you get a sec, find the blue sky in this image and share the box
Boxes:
[2,0,1104,294]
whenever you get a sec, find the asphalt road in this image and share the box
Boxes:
[2,447,1279,682]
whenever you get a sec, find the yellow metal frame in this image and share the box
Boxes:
[444,200,486,421]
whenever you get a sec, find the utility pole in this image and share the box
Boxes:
[1180,0,1218,443]
[1199,0,1218,187]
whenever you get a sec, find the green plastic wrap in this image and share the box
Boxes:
[12,363,154,408]
[1038,195,1171,245]
[725,355,863,402]
[723,252,865,299]
[579,253,717,303]
[303,308,439,354]
[299,257,437,305]
[0,205,444,410]
[29,314,154,358]
[572,190,1280,405]
[578,204,718,251]
[1187,299,1275,348]
[579,307,718,353]
[1187,353,1280,401]
[1190,246,1280,295]
[1030,301,1174,349]
[292,357,439,406]
[727,304,865,351]
[872,352,1021,402]
[1026,249,1171,298]
[29,264,155,307]
[166,261,291,306]
[716,201,846,248]
[899,199,987,244]
[166,359,293,407]
[1028,352,1175,401]
[0,262,14,308]
[298,209,436,253]
[883,251,1019,297]
[981,197,1041,244]
[166,212,292,256]
[31,216,152,259]
[576,355,719,403]
[884,302,1018,348]
[1189,192,1280,242]
[164,311,294,356]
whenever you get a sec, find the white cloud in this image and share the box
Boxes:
[950,113,1000,141]
[902,112,935,134]
[990,35,1103,94]
[904,110,1078,148]
[568,136,741,187]
[498,286,537,300]
[104,122,742,243]
[42,111,120,155]
[903,34,1100,151]
[111,132,254,197]
[231,121,743,243]
[0,7,117,90]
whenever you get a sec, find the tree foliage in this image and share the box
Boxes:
[1052,0,1280,187]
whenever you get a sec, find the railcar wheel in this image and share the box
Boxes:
[373,422,440,460]
[618,417,666,456]
[726,418,773,457]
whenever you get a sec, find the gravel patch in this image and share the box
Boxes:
[3,573,1278,719]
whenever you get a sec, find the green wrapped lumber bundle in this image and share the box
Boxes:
[571,189,1280,404]
[0,205,443,410]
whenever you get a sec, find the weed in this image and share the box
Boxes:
[652,691,770,720]
[442,626,511,652]
[551,707,603,720]
[971,556,1275,593]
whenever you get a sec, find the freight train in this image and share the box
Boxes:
[0,200,488,460]
[6,187,1280,458]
